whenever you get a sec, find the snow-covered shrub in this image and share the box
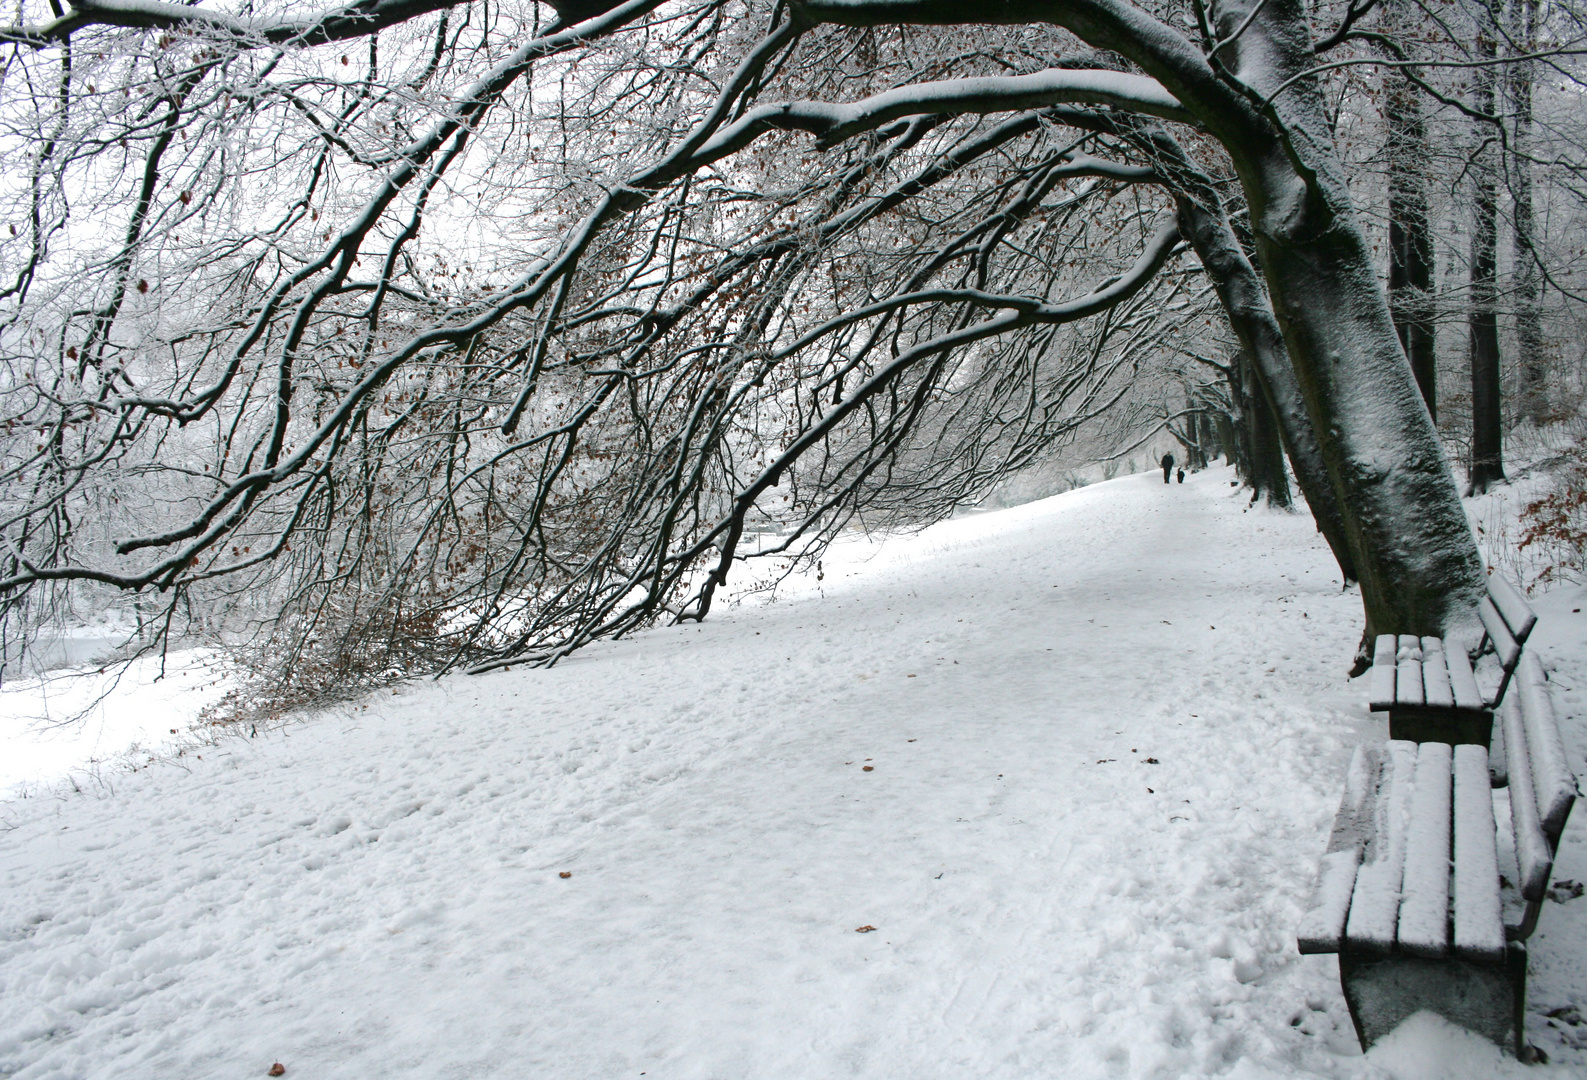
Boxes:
[201,594,455,729]
[1518,430,1587,588]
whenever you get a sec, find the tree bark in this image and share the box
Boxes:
[1469,0,1507,493]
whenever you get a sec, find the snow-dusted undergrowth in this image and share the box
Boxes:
[2,465,1584,1079]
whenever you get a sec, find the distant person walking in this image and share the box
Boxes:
[1161,452,1175,484]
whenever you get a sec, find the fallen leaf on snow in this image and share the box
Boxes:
[1547,879,1583,903]
[268,1065,285,1077]
[855,925,876,933]
[559,871,572,879]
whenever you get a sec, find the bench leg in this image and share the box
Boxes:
[1337,943,1527,1054]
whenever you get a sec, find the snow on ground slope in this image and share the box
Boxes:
[2,465,1584,1080]
[0,649,231,798]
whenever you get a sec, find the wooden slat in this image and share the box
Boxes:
[1452,744,1506,962]
[1488,711,1508,787]
[1487,574,1538,643]
[1517,653,1578,842]
[1369,634,1397,712]
[1397,741,1453,958]
[1447,645,1483,711]
[1297,850,1362,954]
[1298,745,1383,953]
[1346,740,1417,955]
[1396,635,1424,707]
[1330,743,1384,850]
[1479,597,1521,672]
[1502,694,1554,902]
[1420,637,1454,709]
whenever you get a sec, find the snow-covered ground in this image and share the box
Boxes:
[2,465,1584,1080]
[0,648,231,799]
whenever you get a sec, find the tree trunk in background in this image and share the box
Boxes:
[1469,0,1506,494]
[1215,405,1240,474]
[1225,352,1288,507]
[1237,352,1293,507]
[1384,56,1438,422]
[1182,413,1208,468]
[1509,0,1546,423]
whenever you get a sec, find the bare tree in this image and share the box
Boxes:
[1,0,1581,696]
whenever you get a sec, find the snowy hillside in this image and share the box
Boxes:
[3,465,1584,1079]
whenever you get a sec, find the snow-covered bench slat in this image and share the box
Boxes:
[1369,635,1397,712]
[1486,573,1537,644]
[1394,637,1424,708]
[1420,637,1454,710]
[1343,739,1416,956]
[1397,742,1452,958]
[1478,597,1521,700]
[1452,744,1505,963]
[1517,653,1575,840]
[1447,645,1483,712]
[1295,744,1379,954]
[1502,693,1554,905]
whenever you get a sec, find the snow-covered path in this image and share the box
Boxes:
[3,467,1584,1079]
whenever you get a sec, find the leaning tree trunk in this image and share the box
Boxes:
[1207,0,1485,642]
[1469,0,1507,493]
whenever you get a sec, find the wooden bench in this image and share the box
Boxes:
[1367,574,1536,746]
[1298,581,1578,1054]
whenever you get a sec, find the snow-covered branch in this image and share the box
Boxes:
[701,69,1192,155]
[1,0,469,46]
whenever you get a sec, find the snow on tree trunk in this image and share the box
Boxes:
[1209,0,1485,640]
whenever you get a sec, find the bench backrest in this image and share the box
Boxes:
[1500,653,1577,909]
[1477,574,1537,707]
